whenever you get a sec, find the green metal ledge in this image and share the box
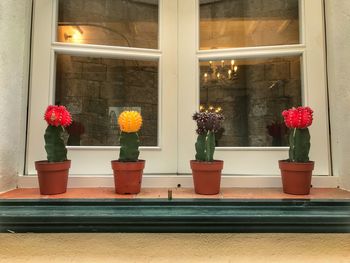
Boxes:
[0,199,349,233]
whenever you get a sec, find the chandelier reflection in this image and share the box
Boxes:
[203,60,238,83]
[199,104,222,113]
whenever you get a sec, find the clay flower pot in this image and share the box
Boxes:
[35,160,71,195]
[279,160,314,195]
[190,160,223,195]
[111,160,145,194]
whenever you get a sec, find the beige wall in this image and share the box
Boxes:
[0,233,349,263]
[0,0,32,192]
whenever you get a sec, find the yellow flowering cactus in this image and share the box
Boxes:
[118,111,143,162]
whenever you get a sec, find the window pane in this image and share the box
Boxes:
[57,0,159,49]
[55,54,158,146]
[199,56,301,147]
[200,0,299,49]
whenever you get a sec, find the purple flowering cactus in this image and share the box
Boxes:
[193,111,224,161]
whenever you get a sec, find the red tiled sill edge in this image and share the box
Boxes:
[1,187,350,200]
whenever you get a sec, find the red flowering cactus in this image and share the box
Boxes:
[44,105,72,127]
[282,107,313,129]
[282,106,314,163]
[44,105,72,162]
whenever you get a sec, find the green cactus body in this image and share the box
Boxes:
[119,132,140,162]
[289,128,310,162]
[195,131,215,162]
[195,134,206,161]
[44,125,67,162]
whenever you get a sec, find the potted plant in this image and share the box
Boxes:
[279,106,314,195]
[35,105,72,195]
[190,111,224,195]
[111,111,144,194]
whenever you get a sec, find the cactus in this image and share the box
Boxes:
[193,111,223,162]
[43,105,72,162]
[282,106,313,162]
[117,111,143,162]
[195,131,216,162]
[289,128,310,162]
[119,132,140,162]
[44,125,67,162]
[195,134,206,161]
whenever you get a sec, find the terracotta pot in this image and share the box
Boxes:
[111,160,145,194]
[279,160,315,195]
[190,160,223,195]
[35,160,71,195]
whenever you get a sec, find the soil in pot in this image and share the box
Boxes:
[111,160,145,194]
[35,160,71,195]
[279,160,314,195]
[190,160,223,195]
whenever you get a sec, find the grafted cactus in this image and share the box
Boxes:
[282,107,313,163]
[44,105,72,162]
[195,131,215,162]
[118,111,143,162]
[193,111,224,162]
[119,132,140,162]
[289,128,310,162]
[45,126,67,162]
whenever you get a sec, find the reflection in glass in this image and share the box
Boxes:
[199,57,302,147]
[55,54,158,146]
[200,0,299,49]
[57,0,158,49]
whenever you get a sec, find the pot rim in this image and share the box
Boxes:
[35,160,71,171]
[279,160,314,165]
[111,159,145,171]
[190,160,224,171]
[279,159,314,172]
[190,160,223,164]
[111,159,145,163]
[35,160,71,164]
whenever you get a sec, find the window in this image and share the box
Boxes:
[27,0,330,185]
[27,0,177,175]
[177,0,330,177]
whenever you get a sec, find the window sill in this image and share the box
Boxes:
[0,188,349,233]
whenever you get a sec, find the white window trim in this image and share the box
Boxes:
[27,0,178,175]
[178,0,331,176]
[21,0,335,188]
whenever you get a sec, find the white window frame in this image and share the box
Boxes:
[178,0,332,177]
[26,0,178,175]
[21,0,337,188]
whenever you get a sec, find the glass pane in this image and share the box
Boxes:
[200,0,299,49]
[55,54,158,146]
[199,56,301,147]
[57,0,159,49]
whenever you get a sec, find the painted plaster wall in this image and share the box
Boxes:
[325,0,350,190]
[0,0,32,192]
[0,233,349,263]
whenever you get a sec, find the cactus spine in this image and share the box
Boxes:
[195,131,215,162]
[289,128,310,162]
[44,125,67,162]
[119,132,140,162]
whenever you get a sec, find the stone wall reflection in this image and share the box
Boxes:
[56,55,158,146]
